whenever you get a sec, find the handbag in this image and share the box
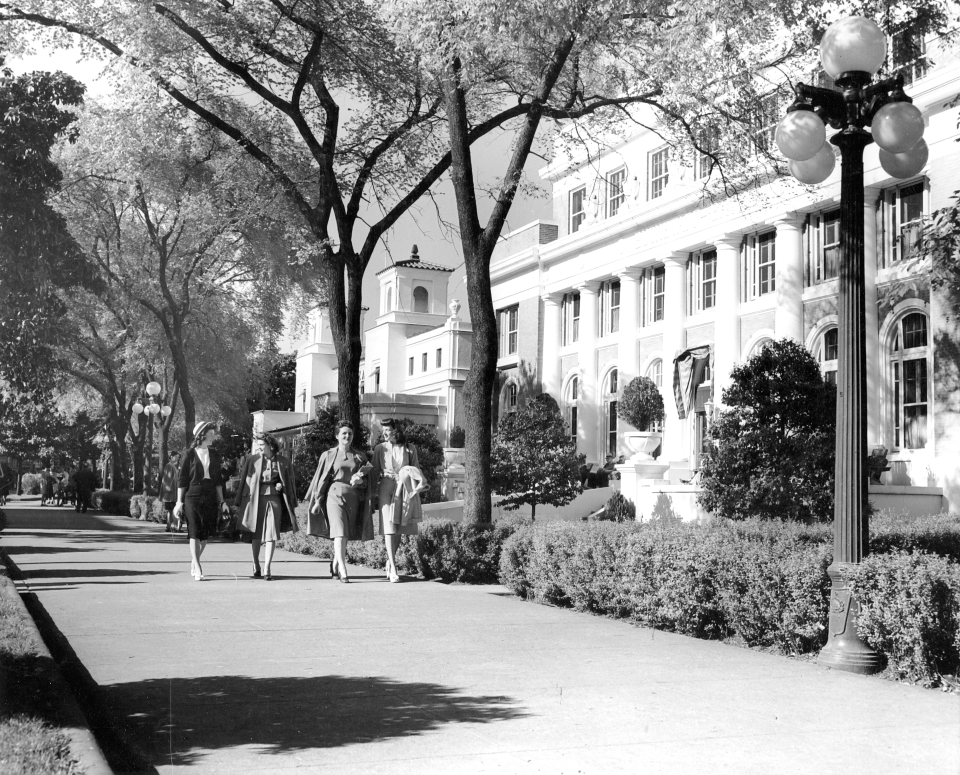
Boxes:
[217,505,235,534]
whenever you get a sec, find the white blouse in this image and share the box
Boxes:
[196,448,211,479]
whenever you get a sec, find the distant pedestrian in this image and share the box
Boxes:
[0,461,13,506]
[160,452,182,532]
[173,422,230,581]
[73,463,99,513]
[63,467,78,507]
[234,434,298,580]
[305,420,372,583]
[52,472,66,506]
[40,468,55,506]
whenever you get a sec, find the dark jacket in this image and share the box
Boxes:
[178,448,224,490]
[74,469,98,494]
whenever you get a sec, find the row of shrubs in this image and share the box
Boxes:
[90,490,167,522]
[278,506,528,584]
[497,514,960,687]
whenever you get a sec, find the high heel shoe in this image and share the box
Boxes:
[329,561,337,579]
[252,568,262,579]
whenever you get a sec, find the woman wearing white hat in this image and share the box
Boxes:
[173,421,229,580]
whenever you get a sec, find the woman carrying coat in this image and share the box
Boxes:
[173,421,229,581]
[304,420,372,583]
[369,419,426,583]
[233,434,298,580]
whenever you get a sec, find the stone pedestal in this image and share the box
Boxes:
[441,448,466,501]
[616,461,670,521]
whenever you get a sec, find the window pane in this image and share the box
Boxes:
[822,211,840,282]
[902,313,927,349]
[904,405,928,449]
[824,328,838,361]
[610,369,618,394]
[649,149,669,199]
[571,188,586,233]
[607,169,626,217]
[903,358,927,403]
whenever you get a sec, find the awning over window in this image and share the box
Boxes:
[673,345,712,419]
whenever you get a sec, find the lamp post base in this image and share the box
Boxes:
[818,562,884,674]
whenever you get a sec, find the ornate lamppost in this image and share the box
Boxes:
[775,16,928,673]
[132,381,172,494]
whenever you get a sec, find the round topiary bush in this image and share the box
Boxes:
[617,376,665,431]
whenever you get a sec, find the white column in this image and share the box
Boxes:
[713,234,742,407]
[864,188,882,448]
[774,212,805,343]
[617,270,641,385]
[661,254,688,470]
[541,293,563,399]
[577,281,601,462]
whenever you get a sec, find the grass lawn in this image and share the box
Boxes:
[0,562,83,775]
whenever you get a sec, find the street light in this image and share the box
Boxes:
[775,16,926,673]
[133,381,172,495]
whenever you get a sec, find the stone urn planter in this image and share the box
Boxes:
[624,431,663,462]
[443,448,466,467]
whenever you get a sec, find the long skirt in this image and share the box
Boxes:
[255,493,283,542]
[184,481,218,541]
[326,482,359,539]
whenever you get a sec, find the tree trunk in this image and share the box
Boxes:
[109,415,130,490]
[324,252,365,432]
[131,417,146,493]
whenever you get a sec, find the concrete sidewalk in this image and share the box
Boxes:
[2,505,958,775]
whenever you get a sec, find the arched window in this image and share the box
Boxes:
[564,375,579,445]
[385,287,393,312]
[816,327,838,385]
[603,368,619,457]
[748,336,774,358]
[644,359,664,432]
[413,286,429,313]
[891,312,929,450]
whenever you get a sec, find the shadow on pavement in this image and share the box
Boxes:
[102,673,530,768]
[20,568,171,582]
[0,544,98,555]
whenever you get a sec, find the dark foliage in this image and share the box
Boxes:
[697,339,836,521]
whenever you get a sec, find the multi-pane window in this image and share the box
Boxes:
[561,292,580,345]
[690,249,717,312]
[599,280,621,336]
[436,348,442,368]
[505,383,518,414]
[695,124,720,180]
[645,360,664,432]
[891,312,929,450]
[649,148,669,200]
[743,232,776,300]
[817,327,839,385]
[808,210,840,285]
[890,27,928,85]
[605,369,619,457]
[641,266,666,325]
[422,352,427,371]
[606,168,627,217]
[752,90,782,153]
[881,182,924,267]
[408,357,414,376]
[497,306,519,358]
[570,186,587,233]
[565,376,579,445]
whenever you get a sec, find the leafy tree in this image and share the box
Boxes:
[490,394,584,520]
[0,60,99,394]
[697,339,836,522]
[248,354,297,414]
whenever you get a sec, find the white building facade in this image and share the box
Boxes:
[490,35,960,510]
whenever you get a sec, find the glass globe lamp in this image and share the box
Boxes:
[132,402,144,415]
[788,143,836,185]
[775,110,826,161]
[871,102,924,154]
[820,16,886,79]
[879,138,929,179]
[145,381,162,397]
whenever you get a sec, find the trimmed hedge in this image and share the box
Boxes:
[277,505,529,584]
[499,516,960,686]
[20,473,42,496]
[92,490,133,516]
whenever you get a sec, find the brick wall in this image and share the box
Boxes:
[491,221,559,262]
[597,345,617,373]
[638,333,664,367]
[686,322,714,349]
[740,309,776,354]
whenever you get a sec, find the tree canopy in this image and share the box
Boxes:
[697,339,837,522]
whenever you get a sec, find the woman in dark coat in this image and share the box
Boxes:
[234,434,298,580]
[304,421,372,583]
[173,421,229,580]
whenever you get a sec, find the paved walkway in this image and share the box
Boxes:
[2,505,959,775]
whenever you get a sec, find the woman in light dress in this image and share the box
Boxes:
[369,419,427,583]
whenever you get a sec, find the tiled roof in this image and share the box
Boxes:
[376,258,456,276]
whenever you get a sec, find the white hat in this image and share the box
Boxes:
[193,421,216,438]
